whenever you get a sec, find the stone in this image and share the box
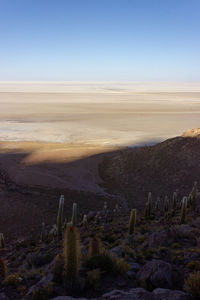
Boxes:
[99,288,153,300]
[137,260,174,289]
[109,246,122,258]
[153,288,192,300]
[147,227,177,247]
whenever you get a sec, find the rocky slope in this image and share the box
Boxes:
[100,128,200,208]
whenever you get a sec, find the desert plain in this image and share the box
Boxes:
[0,81,200,192]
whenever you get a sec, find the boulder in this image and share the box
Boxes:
[137,259,175,289]
[109,246,122,258]
[153,288,192,300]
[148,227,177,247]
[99,288,153,299]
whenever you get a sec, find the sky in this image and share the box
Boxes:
[0,0,200,81]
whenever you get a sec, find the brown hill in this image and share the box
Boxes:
[99,128,200,208]
[1,129,200,240]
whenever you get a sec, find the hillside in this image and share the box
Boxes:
[0,130,200,299]
[100,128,200,208]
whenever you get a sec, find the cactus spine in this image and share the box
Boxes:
[64,225,79,282]
[57,195,65,239]
[180,196,187,224]
[89,236,102,257]
[71,203,77,225]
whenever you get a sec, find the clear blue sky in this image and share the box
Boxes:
[0,0,200,81]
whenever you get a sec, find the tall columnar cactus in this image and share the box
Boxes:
[180,196,188,224]
[57,195,65,240]
[164,196,169,212]
[64,225,79,282]
[40,223,46,243]
[0,257,7,279]
[71,203,77,225]
[172,191,178,210]
[148,192,152,202]
[103,201,108,214]
[89,236,102,257]
[155,196,160,211]
[190,182,198,210]
[82,214,88,227]
[128,209,136,236]
[144,201,151,219]
[0,234,5,249]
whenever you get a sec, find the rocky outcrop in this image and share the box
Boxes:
[137,259,181,289]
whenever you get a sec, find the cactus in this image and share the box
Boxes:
[89,236,102,257]
[128,209,136,235]
[64,225,79,282]
[40,223,46,242]
[144,193,152,220]
[82,214,88,227]
[164,196,169,212]
[144,202,150,219]
[148,192,152,203]
[0,257,7,279]
[190,182,198,210]
[0,233,5,249]
[180,196,187,224]
[172,191,178,210]
[71,203,77,225]
[57,195,65,239]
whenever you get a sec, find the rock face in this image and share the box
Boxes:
[137,260,178,289]
[50,288,192,300]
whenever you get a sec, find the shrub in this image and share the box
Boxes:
[171,242,180,249]
[27,251,53,268]
[32,283,55,300]
[88,236,102,258]
[114,258,130,274]
[86,254,114,273]
[186,261,200,271]
[185,271,200,298]
[86,269,101,290]
[3,274,21,287]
